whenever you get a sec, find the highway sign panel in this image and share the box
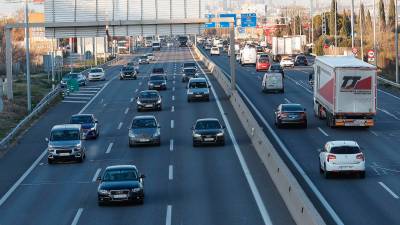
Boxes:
[219,13,237,27]
[206,14,216,19]
[238,27,245,33]
[220,22,231,28]
[204,22,216,28]
[241,13,257,27]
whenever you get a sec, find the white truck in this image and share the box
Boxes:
[239,46,257,66]
[271,35,305,59]
[313,56,377,127]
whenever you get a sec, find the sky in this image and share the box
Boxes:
[0,1,43,17]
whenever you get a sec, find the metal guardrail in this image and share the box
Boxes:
[377,76,400,88]
[0,56,120,149]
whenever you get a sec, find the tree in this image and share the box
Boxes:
[365,9,373,33]
[359,3,366,33]
[339,10,350,37]
[329,0,337,36]
[378,0,386,31]
[388,0,395,32]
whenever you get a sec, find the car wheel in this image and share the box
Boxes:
[359,171,366,179]
[276,120,282,128]
[77,155,84,163]
[193,142,198,147]
[187,98,191,102]
[324,165,330,179]
[206,97,210,102]
[47,158,54,164]
[137,198,144,205]
[134,76,137,80]
[303,122,308,129]
[319,162,324,174]
[129,141,134,147]
[137,108,141,112]
[98,201,105,206]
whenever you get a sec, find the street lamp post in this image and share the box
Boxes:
[25,0,32,112]
[395,0,399,83]
[351,0,355,49]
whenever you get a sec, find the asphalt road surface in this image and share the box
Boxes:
[199,46,400,225]
[0,47,294,225]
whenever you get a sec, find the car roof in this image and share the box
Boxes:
[326,141,359,148]
[196,118,220,123]
[140,90,159,94]
[51,124,81,130]
[71,114,93,117]
[105,165,138,171]
[133,115,156,120]
[317,56,375,68]
[189,78,207,82]
[90,67,103,70]
[280,103,303,108]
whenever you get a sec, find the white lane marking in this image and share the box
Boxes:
[135,88,139,93]
[377,107,400,120]
[130,98,134,103]
[190,48,273,225]
[168,165,173,180]
[0,65,117,207]
[172,87,175,92]
[171,106,175,112]
[103,103,107,107]
[117,122,123,130]
[69,93,95,96]
[318,127,329,137]
[92,168,102,182]
[71,208,84,225]
[369,130,379,136]
[169,139,174,151]
[62,100,88,104]
[286,75,313,94]
[105,142,114,154]
[173,80,176,84]
[172,95,175,101]
[64,96,92,100]
[378,182,399,199]
[284,98,291,103]
[139,82,142,86]
[171,120,174,129]
[166,205,172,225]
[378,88,400,101]
[124,107,129,114]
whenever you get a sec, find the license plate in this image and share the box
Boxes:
[145,104,153,107]
[59,153,70,156]
[339,166,352,169]
[154,85,160,88]
[113,194,128,199]
[204,138,214,141]
[195,95,202,97]
[139,138,149,142]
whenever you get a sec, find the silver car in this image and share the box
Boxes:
[187,78,210,102]
[128,115,161,147]
[46,124,86,164]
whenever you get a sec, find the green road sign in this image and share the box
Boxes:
[67,78,79,92]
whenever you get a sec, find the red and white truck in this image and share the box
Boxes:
[313,56,377,127]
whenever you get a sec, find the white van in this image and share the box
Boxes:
[262,72,284,93]
[240,46,257,66]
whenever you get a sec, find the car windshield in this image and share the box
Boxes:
[259,59,268,63]
[50,129,80,141]
[184,63,196,68]
[189,81,208,88]
[212,47,218,50]
[131,118,157,128]
[195,120,221,130]
[184,69,196,74]
[153,43,160,46]
[150,75,165,81]
[127,62,135,66]
[90,69,102,73]
[70,116,93,124]
[122,67,134,71]
[152,68,164,73]
[146,53,153,57]
[282,104,304,112]
[140,56,147,59]
[140,92,159,98]
[270,65,281,70]
[65,73,79,79]
[330,146,361,154]
[102,169,138,182]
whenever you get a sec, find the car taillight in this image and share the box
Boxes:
[356,153,364,161]
[327,154,336,162]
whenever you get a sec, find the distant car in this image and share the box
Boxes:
[70,114,99,139]
[46,124,86,164]
[136,90,162,111]
[138,55,149,64]
[274,104,307,128]
[152,67,165,74]
[262,72,284,93]
[145,53,155,61]
[152,42,161,51]
[223,45,229,53]
[167,42,174,47]
[88,68,106,81]
[268,64,284,76]
[192,118,225,146]
[280,57,294,68]
[60,72,87,87]
[128,115,161,147]
[210,47,220,56]
[187,78,210,102]
[294,55,308,66]
[182,62,197,72]
[256,57,271,72]
[127,62,139,73]
[204,44,212,50]
[120,66,137,80]
[182,67,198,82]
[256,46,264,53]
[97,165,145,205]
[148,74,167,90]
[319,141,365,179]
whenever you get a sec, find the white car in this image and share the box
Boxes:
[210,47,220,56]
[88,68,106,81]
[319,141,365,179]
[146,53,155,61]
[280,57,294,68]
[262,72,284,93]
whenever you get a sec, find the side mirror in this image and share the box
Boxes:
[222,125,226,129]
[97,176,102,181]
[95,120,98,123]
[140,174,146,179]
[45,137,49,142]
[304,108,307,111]
[158,125,161,128]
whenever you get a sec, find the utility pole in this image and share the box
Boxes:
[311,0,314,45]
[373,0,377,66]
[359,0,364,61]
[25,0,32,112]
[229,24,236,91]
[334,0,337,54]
[396,0,399,83]
[351,0,355,48]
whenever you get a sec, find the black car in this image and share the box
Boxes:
[182,67,198,82]
[136,90,162,111]
[152,67,165,74]
[275,104,307,128]
[148,74,167,90]
[97,165,145,206]
[294,55,308,66]
[120,66,137,80]
[70,114,99,139]
[192,118,225,146]
[268,64,284,75]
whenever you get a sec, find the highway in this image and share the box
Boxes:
[0,47,294,225]
[198,46,400,225]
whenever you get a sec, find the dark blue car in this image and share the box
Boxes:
[70,114,99,139]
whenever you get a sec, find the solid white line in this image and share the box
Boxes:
[69,93,95,96]
[171,120,174,129]
[124,107,129,114]
[64,96,92,100]
[173,80,176,84]
[62,100,88,104]
[117,122,123,130]
[172,95,175,101]
[169,165,173,180]
[135,88,139,93]
[369,130,379,136]
[378,182,399,199]
[139,82,142,86]
[318,127,329,137]
[378,88,400,101]
[169,139,174,151]
[171,106,175,112]
[172,87,175,91]
[130,98,134,103]
[105,142,114,154]
[166,205,172,225]
[286,75,313,94]
[284,98,291,103]
[71,208,84,225]
[189,48,273,225]
[377,107,400,120]
[92,168,102,182]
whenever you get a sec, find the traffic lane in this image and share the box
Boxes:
[205,50,400,225]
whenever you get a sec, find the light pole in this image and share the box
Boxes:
[24,0,32,112]
[396,0,398,83]
[351,0,355,49]
[373,0,377,66]
[359,0,364,60]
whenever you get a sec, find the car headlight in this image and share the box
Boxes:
[132,188,141,192]
[187,90,193,95]
[136,100,142,105]
[98,189,109,195]
[193,133,201,138]
[129,130,135,137]
[148,82,154,86]
[216,132,224,137]
[156,98,162,104]
[48,147,55,152]
[153,130,160,137]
